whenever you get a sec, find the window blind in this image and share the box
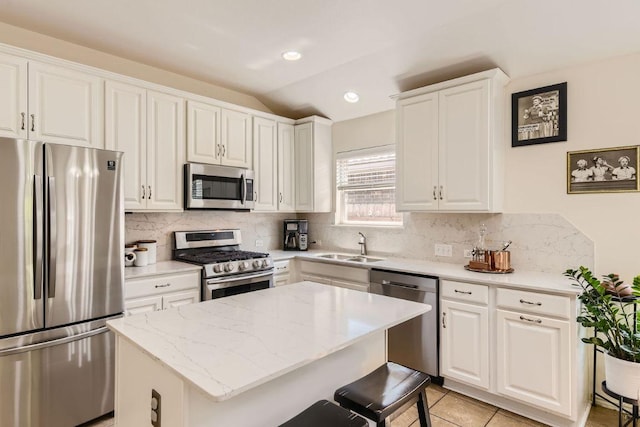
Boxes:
[336,147,396,191]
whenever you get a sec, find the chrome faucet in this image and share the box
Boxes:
[358,232,367,256]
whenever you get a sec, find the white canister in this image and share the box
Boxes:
[137,240,157,264]
[134,247,149,267]
[124,244,137,267]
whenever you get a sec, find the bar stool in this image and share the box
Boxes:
[334,362,432,427]
[279,399,369,427]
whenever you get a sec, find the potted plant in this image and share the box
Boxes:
[565,266,640,399]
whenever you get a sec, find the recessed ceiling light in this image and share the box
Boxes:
[282,50,302,61]
[343,91,360,103]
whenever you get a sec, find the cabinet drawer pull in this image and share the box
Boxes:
[148,186,152,199]
[30,114,35,132]
[442,312,446,328]
[454,289,472,295]
[519,315,542,324]
[155,283,171,288]
[519,298,542,306]
[21,112,25,130]
[439,185,443,200]
[142,185,146,199]
[433,186,437,200]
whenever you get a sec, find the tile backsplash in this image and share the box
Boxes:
[126,211,593,275]
[303,212,594,274]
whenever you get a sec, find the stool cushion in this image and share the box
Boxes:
[334,362,431,422]
[279,399,369,427]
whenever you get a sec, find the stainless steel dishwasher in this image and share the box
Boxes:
[370,269,440,382]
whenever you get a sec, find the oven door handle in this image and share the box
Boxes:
[206,270,273,286]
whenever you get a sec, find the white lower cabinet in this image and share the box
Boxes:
[440,299,489,389]
[124,271,200,316]
[496,308,571,415]
[274,260,292,286]
[298,260,369,292]
[440,282,584,425]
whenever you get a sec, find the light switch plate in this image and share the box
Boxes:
[255,239,264,247]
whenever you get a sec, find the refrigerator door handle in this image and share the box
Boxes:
[47,176,57,298]
[0,326,109,357]
[34,175,43,300]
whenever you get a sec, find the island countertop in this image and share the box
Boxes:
[107,281,430,402]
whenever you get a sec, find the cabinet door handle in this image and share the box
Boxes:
[254,191,257,201]
[519,299,542,306]
[222,145,226,156]
[21,112,25,130]
[279,192,283,203]
[439,185,443,200]
[30,114,35,132]
[433,186,437,200]
[148,186,152,199]
[216,144,221,157]
[519,315,542,324]
[455,289,472,295]
[155,283,171,288]
[142,185,146,199]
[442,312,446,328]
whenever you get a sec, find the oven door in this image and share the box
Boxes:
[185,163,255,210]
[203,270,273,301]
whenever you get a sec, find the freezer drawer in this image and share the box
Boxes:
[0,323,115,427]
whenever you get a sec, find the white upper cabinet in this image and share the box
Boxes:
[106,81,184,211]
[105,81,147,210]
[395,68,508,212]
[186,100,221,164]
[0,53,27,138]
[252,116,278,211]
[220,108,252,168]
[277,122,296,212]
[188,103,251,168]
[0,52,103,148]
[294,116,332,212]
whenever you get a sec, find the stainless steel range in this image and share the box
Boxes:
[173,229,273,301]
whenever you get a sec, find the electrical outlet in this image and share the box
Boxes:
[255,239,264,247]
[151,389,161,427]
[434,244,453,257]
[464,249,473,258]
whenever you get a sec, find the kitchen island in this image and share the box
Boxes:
[107,281,430,427]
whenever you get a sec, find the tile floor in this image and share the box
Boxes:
[87,385,621,426]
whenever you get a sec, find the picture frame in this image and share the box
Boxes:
[512,82,567,147]
[567,145,639,194]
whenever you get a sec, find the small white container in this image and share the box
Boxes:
[124,244,137,267]
[137,240,157,264]
[134,247,149,267]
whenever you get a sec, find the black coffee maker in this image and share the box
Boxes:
[283,219,308,251]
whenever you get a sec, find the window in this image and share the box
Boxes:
[335,145,402,226]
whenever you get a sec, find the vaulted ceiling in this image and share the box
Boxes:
[1,0,640,122]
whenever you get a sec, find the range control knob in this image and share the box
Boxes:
[213,264,223,273]
[261,259,269,268]
[224,263,235,273]
[252,260,261,268]
[238,261,249,271]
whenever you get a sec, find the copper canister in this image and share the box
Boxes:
[491,251,511,271]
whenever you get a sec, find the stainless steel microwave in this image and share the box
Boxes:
[184,163,255,210]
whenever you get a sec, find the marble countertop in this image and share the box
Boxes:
[269,250,581,295]
[124,260,202,280]
[107,281,430,402]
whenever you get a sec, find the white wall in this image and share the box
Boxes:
[504,52,640,281]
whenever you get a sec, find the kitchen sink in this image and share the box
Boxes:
[317,253,353,260]
[316,253,384,263]
[346,256,384,263]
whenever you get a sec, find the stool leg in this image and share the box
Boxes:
[417,391,432,427]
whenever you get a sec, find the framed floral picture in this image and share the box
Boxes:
[567,145,639,194]
[512,82,567,147]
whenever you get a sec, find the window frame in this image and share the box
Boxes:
[334,145,403,227]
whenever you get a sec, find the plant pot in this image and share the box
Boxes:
[604,352,640,399]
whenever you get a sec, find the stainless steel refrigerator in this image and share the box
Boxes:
[0,138,124,427]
